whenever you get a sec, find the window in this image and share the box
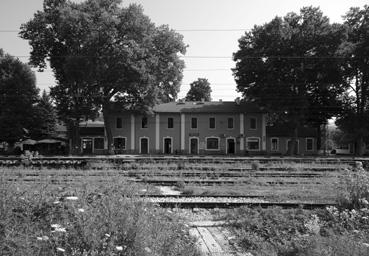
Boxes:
[271,138,279,151]
[227,117,234,129]
[168,117,174,128]
[94,138,104,150]
[306,138,313,151]
[141,117,148,128]
[191,118,197,129]
[246,137,260,151]
[206,138,219,150]
[114,137,126,150]
[209,117,215,129]
[250,117,257,130]
[116,117,122,129]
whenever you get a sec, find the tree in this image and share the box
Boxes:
[20,0,186,154]
[335,5,369,155]
[30,90,57,140]
[0,49,39,145]
[233,6,346,154]
[185,78,212,101]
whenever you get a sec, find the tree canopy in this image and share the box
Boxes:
[0,49,39,144]
[335,5,369,155]
[233,7,346,153]
[20,0,186,153]
[185,78,212,101]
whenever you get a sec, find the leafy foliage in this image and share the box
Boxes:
[20,0,186,153]
[30,90,57,140]
[335,5,369,155]
[233,7,346,133]
[0,49,39,144]
[185,78,212,101]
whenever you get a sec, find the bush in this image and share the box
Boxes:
[251,161,260,171]
[337,164,369,210]
[0,179,199,256]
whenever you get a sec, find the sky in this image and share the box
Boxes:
[0,0,368,101]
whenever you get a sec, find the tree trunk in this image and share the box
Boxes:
[68,119,81,155]
[316,124,322,151]
[287,125,299,156]
[356,135,364,156]
[102,104,114,155]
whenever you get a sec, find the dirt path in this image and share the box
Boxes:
[189,220,252,256]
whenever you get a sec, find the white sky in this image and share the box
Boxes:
[0,0,367,100]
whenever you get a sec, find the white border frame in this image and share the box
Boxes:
[246,137,261,151]
[162,136,173,154]
[226,137,236,154]
[188,137,199,154]
[205,136,220,151]
[305,137,314,152]
[270,137,279,152]
[139,136,150,154]
[113,136,127,150]
[286,139,300,154]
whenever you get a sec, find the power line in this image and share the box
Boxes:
[14,55,357,59]
[0,28,251,33]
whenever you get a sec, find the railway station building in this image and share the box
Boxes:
[79,100,318,156]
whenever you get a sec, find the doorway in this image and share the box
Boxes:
[81,138,93,154]
[163,138,172,154]
[140,138,149,154]
[227,138,235,154]
[190,137,199,155]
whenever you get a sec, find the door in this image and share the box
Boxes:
[287,140,299,155]
[164,138,172,154]
[227,138,235,154]
[140,138,149,154]
[190,138,198,154]
[82,138,93,154]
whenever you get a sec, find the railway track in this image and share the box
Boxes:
[140,195,335,209]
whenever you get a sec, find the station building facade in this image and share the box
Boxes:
[79,101,318,155]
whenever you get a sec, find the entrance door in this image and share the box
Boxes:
[190,138,198,154]
[287,140,299,155]
[140,138,149,154]
[82,138,93,154]
[227,138,235,154]
[164,138,172,154]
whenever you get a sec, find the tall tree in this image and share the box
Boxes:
[185,78,212,101]
[233,6,346,154]
[30,90,57,140]
[335,5,369,155]
[0,49,39,145]
[20,0,186,154]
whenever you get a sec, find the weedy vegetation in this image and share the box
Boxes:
[225,163,369,256]
[0,169,199,256]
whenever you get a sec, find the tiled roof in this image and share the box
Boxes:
[153,101,264,113]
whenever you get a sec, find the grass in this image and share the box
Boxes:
[0,170,199,256]
[223,163,369,256]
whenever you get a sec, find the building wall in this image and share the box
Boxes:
[81,111,321,155]
[158,113,181,154]
[266,137,317,155]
